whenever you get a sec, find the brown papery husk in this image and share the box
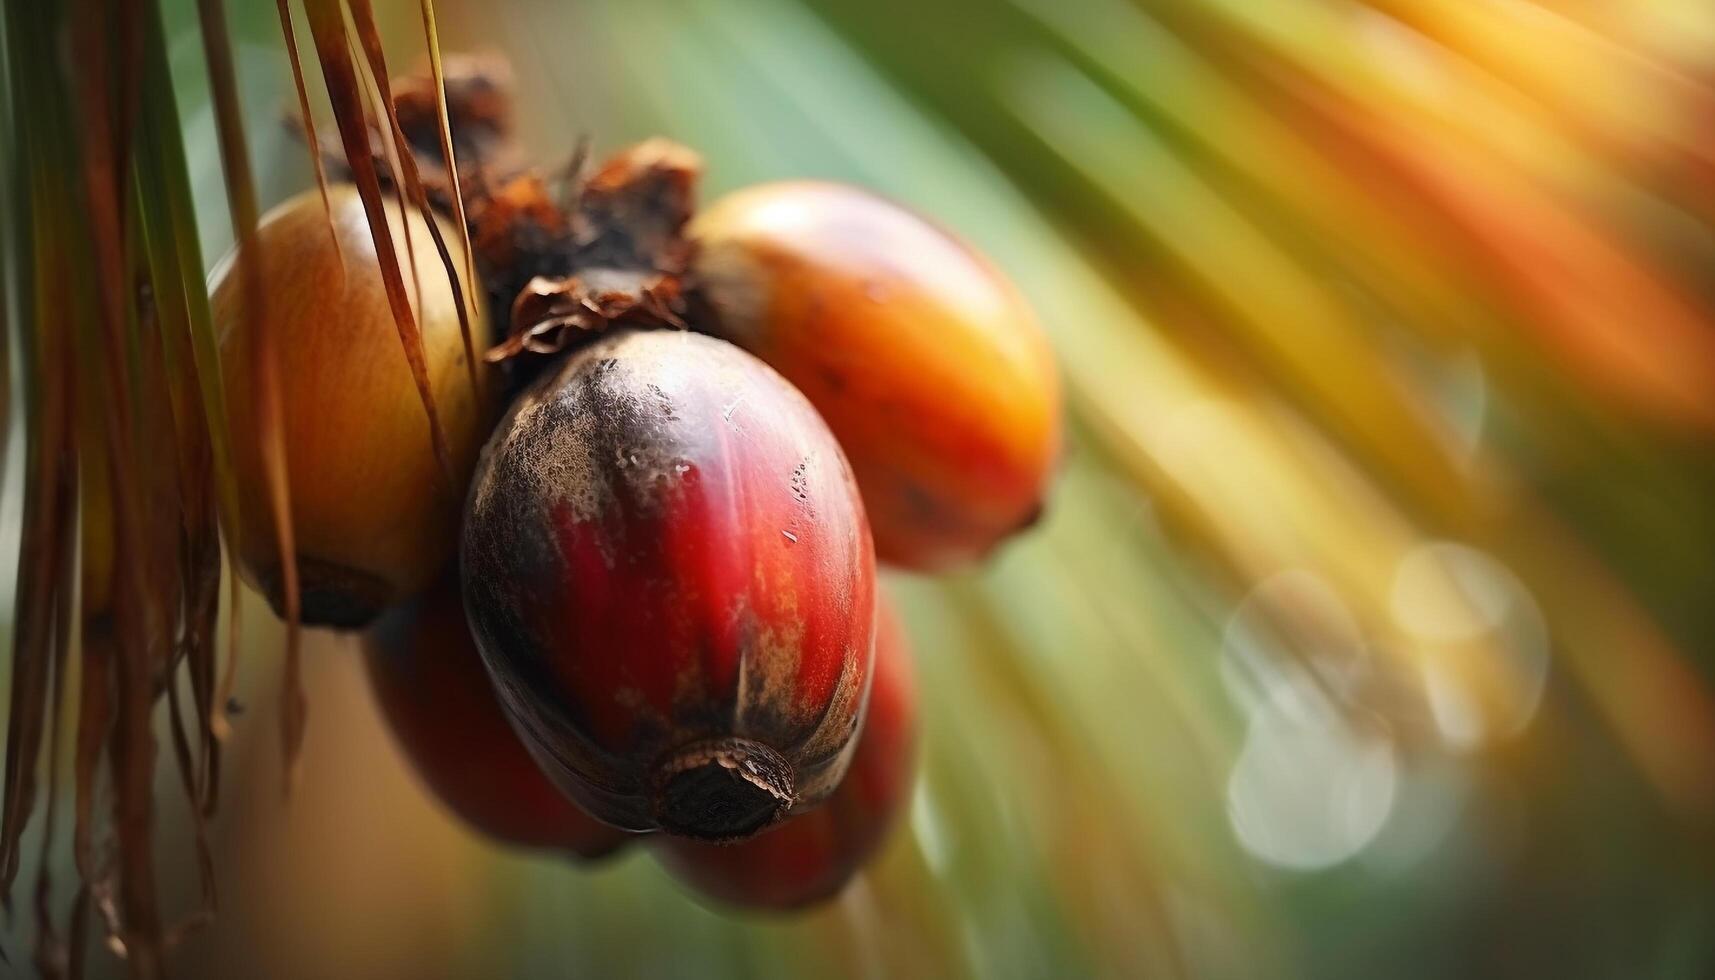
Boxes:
[472,139,702,393]
[292,52,707,407]
[290,59,703,396]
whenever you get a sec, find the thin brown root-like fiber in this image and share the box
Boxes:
[306,0,457,487]
[357,33,432,377]
[205,0,303,797]
[417,0,484,398]
[350,0,472,487]
[74,0,169,963]
[3,1,478,969]
[275,0,346,278]
[0,284,72,902]
[0,80,79,894]
[29,485,78,979]
[210,567,243,744]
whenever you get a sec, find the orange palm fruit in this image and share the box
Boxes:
[690,181,1061,570]
[213,185,492,627]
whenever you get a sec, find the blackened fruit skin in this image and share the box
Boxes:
[461,329,876,841]
[690,181,1062,571]
[364,577,628,859]
[652,598,916,910]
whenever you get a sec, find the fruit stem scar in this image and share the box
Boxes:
[652,736,796,842]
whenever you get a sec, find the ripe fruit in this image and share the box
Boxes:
[462,329,876,842]
[214,185,491,627]
[653,598,917,910]
[690,181,1061,570]
[363,576,628,859]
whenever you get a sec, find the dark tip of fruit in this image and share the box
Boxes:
[260,558,393,630]
[652,737,795,842]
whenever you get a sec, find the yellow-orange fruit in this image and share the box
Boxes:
[690,181,1061,570]
[213,186,491,627]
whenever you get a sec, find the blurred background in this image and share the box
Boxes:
[7,0,1715,976]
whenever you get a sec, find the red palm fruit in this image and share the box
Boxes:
[363,575,628,859]
[690,181,1062,570]
[652,597,917,910]
[214,185,492,628]
[461,328,876,842]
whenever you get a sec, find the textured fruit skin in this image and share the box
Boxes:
[690,181,1061,570]
[213,185,491,628]
[461,329,876,840]
[364,577,628,859]
[653,598,916,910]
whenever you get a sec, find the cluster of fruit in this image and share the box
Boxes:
[212,60,1060,910]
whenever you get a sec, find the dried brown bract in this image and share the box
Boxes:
[480,141,701,375]
[295,59,705,394]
